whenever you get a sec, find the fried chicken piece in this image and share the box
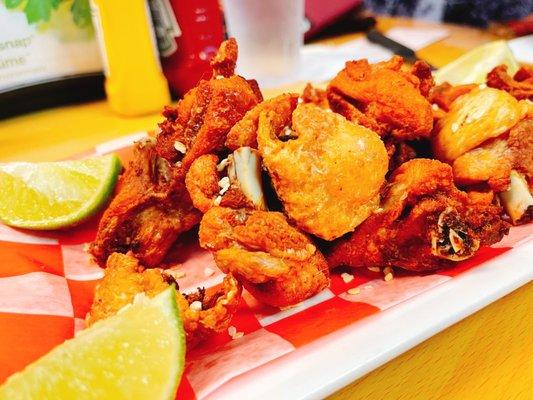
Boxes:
[87,253,242,348]
[452,139,513,192]
[155,38,262,170]
[508,118,533,182]
[199,207,329,307]
[411,60,435,98]
[301,83,329,108]
[385,139,418,173]
[433,87,529,163]
[327,56,434,140]
[487,65,533,100]
[90,139,201,266]
[186,147,266,213]
[433,86,533,223]
[225,93,298,151]
[258,103,388,240]
[327,159,509,272]
[429,82,477,112]
[91,40,264,266]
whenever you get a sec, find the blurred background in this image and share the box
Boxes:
[0,0,531,118]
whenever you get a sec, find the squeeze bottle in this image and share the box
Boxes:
[91,0,170,116]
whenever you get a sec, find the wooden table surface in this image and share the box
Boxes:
[0,16,531,400]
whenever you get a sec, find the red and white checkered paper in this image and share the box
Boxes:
[0,132,531,399]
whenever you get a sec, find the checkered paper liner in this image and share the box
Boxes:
[0,132,531,399]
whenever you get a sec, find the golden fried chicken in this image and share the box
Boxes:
[87,252,242,348]
[301,83,329,108]
[90,139,201,266]
[327,56,434,140]
[434,87,529,163]
[257,103,388,240]
[327,159,509,272]
[487,65,533,100]
[225,93,298,151]
[199,207,329,307]
[433,86,533,223]
[91,39,264,267]
[155,38,263,170]
[186,147,266,213]
[429,82,477,112]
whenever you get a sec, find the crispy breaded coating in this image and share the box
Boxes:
[87,253,242,348]
[257,103,388,240]
[185,150,264,213]
[433,87,528,163]
[327,56,434,140]
[185,154,221,213]
[90,139,201,266]
[487,65,533,100]
[508,118,533,184]
[211,37,238,78]
[155,38,262,170]
[410,60,435,98]
[429,82,477,112]
[91,39,262,267]
[301,83,329,108]
[327,159,509,272]
[452,139,513,192]
[199,207,329,307]
[225,93,298,151]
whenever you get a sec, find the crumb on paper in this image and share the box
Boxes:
[227,325,244,339]
[367,266,381,272]
[347,287,360,295]
[279,302,304,311]
[341,272,354,283]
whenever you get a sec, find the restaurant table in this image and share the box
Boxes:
[0,16,531,400]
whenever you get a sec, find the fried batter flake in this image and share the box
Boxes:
[186,147,266,213]
[90,139,201,266]
[327,159,509,272]
[199,207,329,307]
[327,56,434,140]
[487,65,533,100]
[225,93,299,151]
[87,253,242,348]
[155,38,263,170]
[257,103,388,240]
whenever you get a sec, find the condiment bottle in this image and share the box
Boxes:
[150,0,225,97]
[91,0,170,115]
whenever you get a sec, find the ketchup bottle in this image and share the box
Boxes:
[149,0,225,97]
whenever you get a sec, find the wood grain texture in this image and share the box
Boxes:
[0,17,530,399]
[329,282,533,400]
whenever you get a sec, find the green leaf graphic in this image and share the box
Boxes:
[4,0,23,9]
[24,0,53,23]
[71,0,91,27]
[4,0,93,30]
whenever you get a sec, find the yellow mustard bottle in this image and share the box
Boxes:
[90,0,170,116]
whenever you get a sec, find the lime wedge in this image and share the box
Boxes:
[434,40,519,85]
[0,287,185,400]
[0,154,121,230]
